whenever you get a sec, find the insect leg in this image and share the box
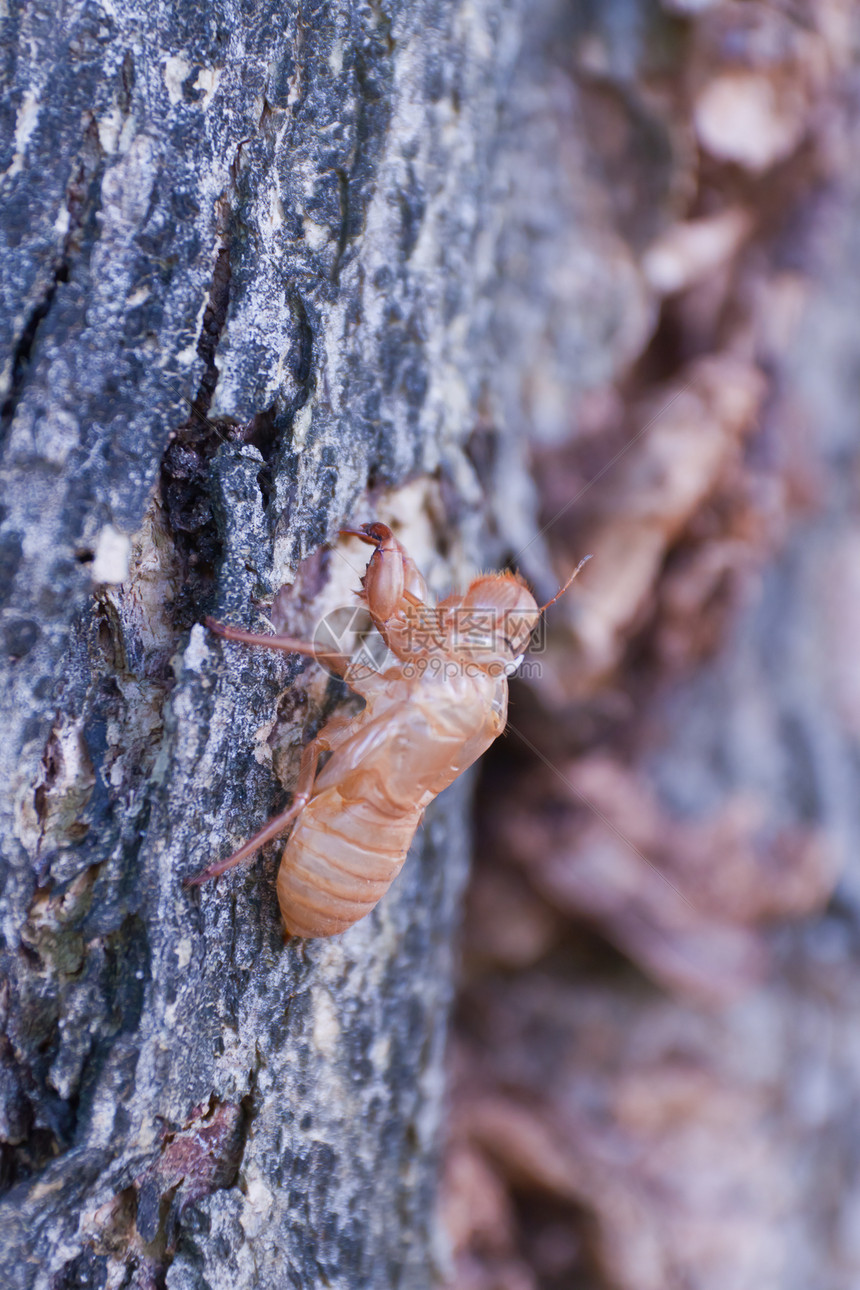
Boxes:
[185,733,324,887]
[205,617,350,676]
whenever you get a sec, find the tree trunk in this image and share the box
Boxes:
[0,0,621,1285]
[5,0,773,1284]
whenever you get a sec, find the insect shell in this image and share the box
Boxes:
[188,523,584,939]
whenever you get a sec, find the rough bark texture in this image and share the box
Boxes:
[0,0,643,1287]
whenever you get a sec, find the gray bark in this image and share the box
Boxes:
[0,0,638,1286]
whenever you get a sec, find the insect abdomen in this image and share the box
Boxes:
[277,792,422,937]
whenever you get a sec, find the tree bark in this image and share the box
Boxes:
[0,0,681,1284]
[0,0,586,1285]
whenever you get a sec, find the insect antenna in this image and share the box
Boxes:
[538,554,592,613]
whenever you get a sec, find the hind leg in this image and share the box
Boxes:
[184,709,358,887]
[185,734,323,886]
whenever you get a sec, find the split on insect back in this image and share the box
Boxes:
[186,523,590,939]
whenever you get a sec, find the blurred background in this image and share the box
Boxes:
[442,3,860,1287]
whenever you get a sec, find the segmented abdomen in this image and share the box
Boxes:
[277,790,422,938]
